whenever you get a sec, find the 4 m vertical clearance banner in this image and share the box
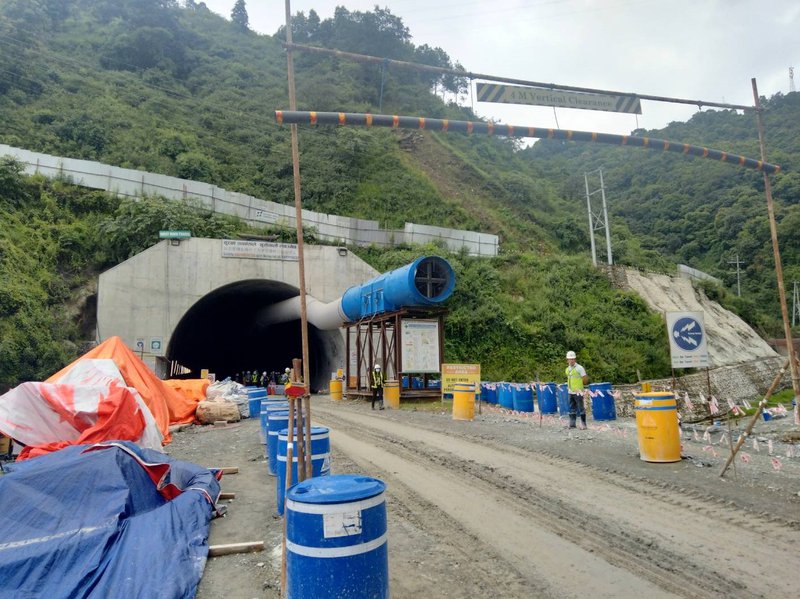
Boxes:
[476,82,642,114]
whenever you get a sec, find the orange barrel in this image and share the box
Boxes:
[330,379,343,401]
[384,380,400,409]
[452,383,475,421]
[634,392,681,463]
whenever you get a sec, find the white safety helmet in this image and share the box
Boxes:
[566,351,576,359]
[374,364,381,370]
[285,367,291,373]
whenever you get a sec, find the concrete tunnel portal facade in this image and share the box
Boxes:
[167,279,342,390]
[97,240,380,391]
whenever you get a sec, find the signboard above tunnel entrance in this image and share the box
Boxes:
[476,82,642,114]
[221,240,299,261]
[159,230,191,239]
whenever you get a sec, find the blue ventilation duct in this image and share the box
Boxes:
[340,255,455,322]
[256,256,455,330]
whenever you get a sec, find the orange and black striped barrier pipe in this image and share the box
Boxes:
[275,110,780,174]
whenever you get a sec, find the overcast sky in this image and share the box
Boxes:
[201,0,799,137]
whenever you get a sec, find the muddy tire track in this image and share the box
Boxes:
[315,404,799,599]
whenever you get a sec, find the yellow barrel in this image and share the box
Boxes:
[330,379,343,401]
[452,383,475,421]
[384,380,400,409]
[634,392,681,463]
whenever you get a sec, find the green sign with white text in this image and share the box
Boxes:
[159,230,191,239]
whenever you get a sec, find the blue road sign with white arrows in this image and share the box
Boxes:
[671,316,704,351]
[666,311,709,368]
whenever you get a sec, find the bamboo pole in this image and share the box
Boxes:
[719,358,789,477]
[292,358,306,481]
[284,0,313,483]
[752,79,800,428]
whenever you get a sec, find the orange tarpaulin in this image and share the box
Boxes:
[163,379,209,413]
[47,337,197,444]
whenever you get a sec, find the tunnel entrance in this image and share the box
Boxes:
[166,279,343,392]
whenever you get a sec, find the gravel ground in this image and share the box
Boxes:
[165,395,800,598]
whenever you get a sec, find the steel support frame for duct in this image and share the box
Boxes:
[584,168,613,266]
[344,308,446,400]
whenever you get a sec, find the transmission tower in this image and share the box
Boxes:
[728,254,745,297]
[792,281,800,327]
[791,67,796,93]
[584,168,613,266]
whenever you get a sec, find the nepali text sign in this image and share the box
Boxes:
[221,240,299,261]
[666,311,709,368]
[476,83,642,114]
[441,363,481,399]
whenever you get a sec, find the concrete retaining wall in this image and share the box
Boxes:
[1,144,499,257]
[611,356,791,419]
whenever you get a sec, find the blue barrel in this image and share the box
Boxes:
[264,400,290,460]
[286,475,388,599]
[267,410,290,476]
[556,383,571,415]
[589,382,617,421]
[486,384,498,405]
[412,377,423,389]
[498,383,514,409]
[536,383,558,414]
[277,427,331,516]
[512,384,534,412]
[247,387,268,418]
[427,379,441,389]
[259,403,269,448]
[401,375,409,389]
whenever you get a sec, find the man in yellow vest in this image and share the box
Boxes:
[565,350,588,429]
[371,364,385,410]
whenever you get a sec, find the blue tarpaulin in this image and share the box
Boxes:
[0,442,220,598]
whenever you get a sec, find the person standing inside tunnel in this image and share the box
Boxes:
[371,364,385,410]
[565,351,588,429]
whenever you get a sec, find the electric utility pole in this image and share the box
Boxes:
[584,168,613,266]
[728,254,745,297]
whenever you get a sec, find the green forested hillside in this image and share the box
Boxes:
[0,0,795,391]
[522,93,800,334]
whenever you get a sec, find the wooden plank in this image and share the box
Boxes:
[209,467,239,474]
[208,541,264,557]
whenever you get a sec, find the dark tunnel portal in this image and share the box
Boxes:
[166,280,342,391]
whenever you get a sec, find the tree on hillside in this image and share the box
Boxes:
[231,0,248,32]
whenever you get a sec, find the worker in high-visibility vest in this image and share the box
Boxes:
[565,350,588,429]
[371,364,385,410]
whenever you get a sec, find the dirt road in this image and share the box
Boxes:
[169,397,800,598]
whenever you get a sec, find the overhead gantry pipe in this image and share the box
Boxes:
[275,110,781,174]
